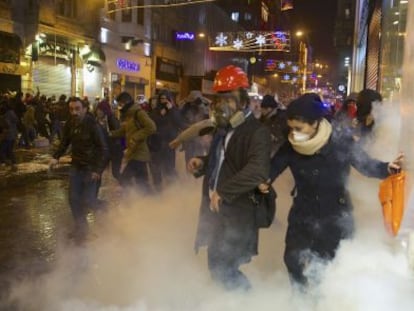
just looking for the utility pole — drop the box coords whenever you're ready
[299,41,308,94]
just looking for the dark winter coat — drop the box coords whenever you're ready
[270,126,389,230]
[53,114,109,174]
[150,104,185,143]
[261,108,288,157]
[194,114,271,261]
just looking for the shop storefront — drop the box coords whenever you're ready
[353,0,407,101]
[0,32,24,93]
[379,0,407,100]
[103,47,150,100]
[32,35,73,97]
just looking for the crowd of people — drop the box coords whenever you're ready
[0,64,404,296]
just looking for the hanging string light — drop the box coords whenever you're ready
[107,0,217,14]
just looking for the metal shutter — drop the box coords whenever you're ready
[365,2,382,90]
[32,57,72,97]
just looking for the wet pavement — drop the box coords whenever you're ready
[0,146,105,309]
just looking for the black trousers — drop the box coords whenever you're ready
[284,214,354,287]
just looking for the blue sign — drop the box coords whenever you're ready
[175,32,195,41]
[116,58,140,72]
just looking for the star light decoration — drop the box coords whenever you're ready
[215,32,228,47]
[233,38,244,50]
[210,31,290,52]
[255,35,266,46]
[265,59,301,73]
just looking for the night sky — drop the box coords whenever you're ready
[291,0,338,66]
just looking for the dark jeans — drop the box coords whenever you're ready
[68,167,98,236]
[0,139,16,164]
[207,239,251,291]
[109,143,123,181]
[149,144,177,191]
[120,159,151,193]
[206,205,253,291]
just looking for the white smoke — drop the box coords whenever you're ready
[4,133,414,310]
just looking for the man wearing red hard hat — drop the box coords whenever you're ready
[187,65,272,290]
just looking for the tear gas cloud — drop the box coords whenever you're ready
[4,103,414,311]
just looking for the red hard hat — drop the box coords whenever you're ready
[213,65,249,92]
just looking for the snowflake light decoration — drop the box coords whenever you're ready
[233,38,243,50]
[292,65,299,72]
[215,33,228,46]
[283,74,290,81]
[245,32,254,39]
[278,62,286,70]
[255,34,266,46]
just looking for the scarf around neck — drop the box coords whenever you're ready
[288,118,332,155]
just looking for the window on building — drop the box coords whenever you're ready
[244,12,252,21]
[136,0,144,25]
[199,10,206,25]
[231,12,239,22]
[57,0,76,18]
[108,1,116,20]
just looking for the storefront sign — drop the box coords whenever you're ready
[175,32,195,41]
[156,57,181,83]
[116,58,140,72]
[0,62,29,75]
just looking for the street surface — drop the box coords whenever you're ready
[0,147,413,311]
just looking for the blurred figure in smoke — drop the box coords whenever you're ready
[148,90,184,191]
[260,94,289,157]
[180,90,211,163]
[334,93,357,122]
[248,94,262,119]
[267,93,403,290]
[95,99,123,182]
[188,65,271,291]
[354,89,383,144]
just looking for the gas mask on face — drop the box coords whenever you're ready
[292,131,311,142]
[212,93,246,129]
[212,106,246,129]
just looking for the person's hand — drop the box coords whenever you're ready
[187,157,203,174]
[160,108,167,116]
[388,152,404,174]
[210,191,221,213]
[365,114,374,126]
[49,158,58,170]
[258,182,270,194]
[91,172,101,181]
[169,138,181,149]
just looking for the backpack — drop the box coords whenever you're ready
[134,110,161,152]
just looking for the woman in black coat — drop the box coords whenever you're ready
[268,93,403,289]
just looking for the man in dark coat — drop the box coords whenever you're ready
[149,90,185,191]
[268,93,403,290]
[187,65,271,291]
[50,97,109,241]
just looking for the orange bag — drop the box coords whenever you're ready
[378,171,406,236]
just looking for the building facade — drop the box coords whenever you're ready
[351,0,407,101]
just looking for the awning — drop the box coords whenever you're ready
[83,45,106,66]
